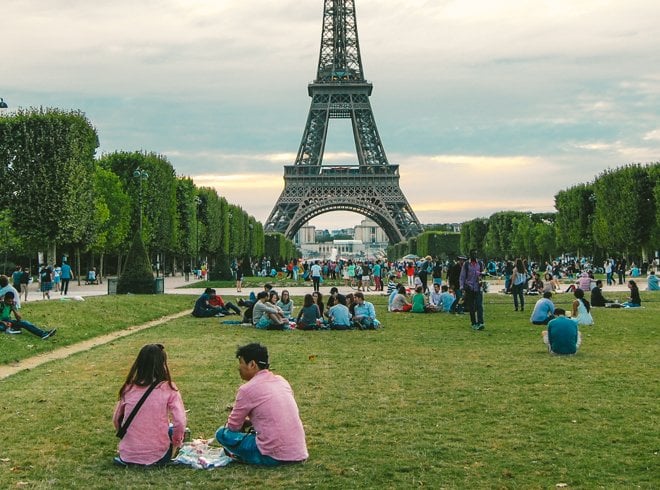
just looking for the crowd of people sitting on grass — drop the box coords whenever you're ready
[191,285,380,330]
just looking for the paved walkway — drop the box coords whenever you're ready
[21,274,635,303]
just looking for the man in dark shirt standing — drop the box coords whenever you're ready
[459,250,485,330]
[447,256,465,314]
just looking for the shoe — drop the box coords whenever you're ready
[477,324,485,330]
[6,328,22,334]
[41,329,57,340]
[113,456,129,467]
[215,313,225,317]
[471,324,480,330]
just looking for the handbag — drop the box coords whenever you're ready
[116,382,159,439]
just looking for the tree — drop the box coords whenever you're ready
[460,219,489,256]
[554,184,595,257]
[100,151,179,268]
[86,166,131,279]
[592,164,657,260]
[483,212,526,258]
[175,177,197,271]
[0,108,99,262]
[117,232,155,294]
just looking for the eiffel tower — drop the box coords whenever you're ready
[265,0,422,243]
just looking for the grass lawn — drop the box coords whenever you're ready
[0,291,657,488]
[0,295,196,365]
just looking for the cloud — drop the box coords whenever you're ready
[4,0,660,231]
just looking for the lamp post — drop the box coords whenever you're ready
[248,223,254,276]
[133,168,149,232]
[195,196,202,269]
[0,98,7,109]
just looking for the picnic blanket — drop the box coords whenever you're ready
[172,440,232,469]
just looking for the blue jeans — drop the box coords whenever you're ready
[512,283,525,310]
[215,427,280,466]
[451,288,464,314]
[6,320,48,338]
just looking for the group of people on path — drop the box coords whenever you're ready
[113,342,307,467]
[8,262,76,301]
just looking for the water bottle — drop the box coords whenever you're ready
[184,427,191,443]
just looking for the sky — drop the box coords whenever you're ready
[3,0,659,231]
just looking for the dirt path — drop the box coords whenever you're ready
[0,310,191,381]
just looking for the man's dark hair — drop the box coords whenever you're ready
[257,291,269,300]
[4,291,15,299]
[554,308,566,316]
[236,343,270,369]
[264,284,273,291]
[543,291,553,299]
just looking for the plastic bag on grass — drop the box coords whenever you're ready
[172,439,232,469]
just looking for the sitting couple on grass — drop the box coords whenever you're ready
[389,285,435,313]
[113,343,308,467]
[192,288,240,318]
[530,290,593,326]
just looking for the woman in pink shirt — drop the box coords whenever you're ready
[113,344,187,466]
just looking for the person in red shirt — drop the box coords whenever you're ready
[207,289,241,315]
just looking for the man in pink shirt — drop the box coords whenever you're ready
[214,343,308,466]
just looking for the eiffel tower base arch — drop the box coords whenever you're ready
[266,165,421,244]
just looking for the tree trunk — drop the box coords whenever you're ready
[99,252,105,284]
[76,247,82,285]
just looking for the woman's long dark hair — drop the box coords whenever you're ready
[573,288,591,312]
[119,344,175,398]
[515,258,525,273]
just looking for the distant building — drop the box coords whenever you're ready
[294,219,388,259]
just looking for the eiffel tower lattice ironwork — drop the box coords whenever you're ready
[264,0,422,243]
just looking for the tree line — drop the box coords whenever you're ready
[461,163,658,262]
[0,108,298,279]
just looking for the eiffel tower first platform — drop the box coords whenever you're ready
[264,0,422,244]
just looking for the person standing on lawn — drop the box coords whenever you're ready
[213,343,308,466]
[447,256,466,314]
[0,291,56,338]
[459,250,485,330]
[310,260,322,292]
[60,260,74,296]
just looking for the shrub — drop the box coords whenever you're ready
[117,232,154,294]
